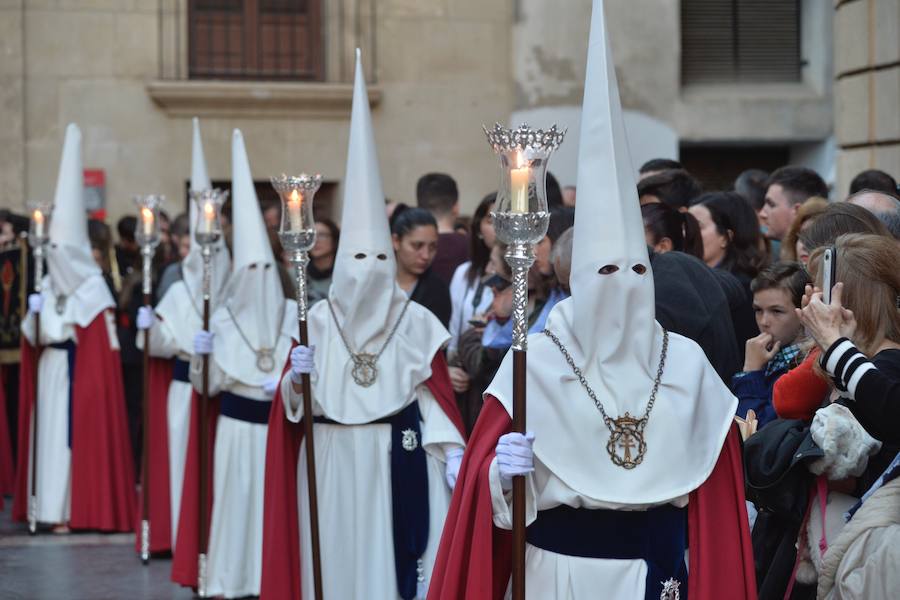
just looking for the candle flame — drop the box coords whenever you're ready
[141,207,154,222]
[33,209,44,224]
[290,189,302,205]
[204,202,215,216]
[515,150,526,169]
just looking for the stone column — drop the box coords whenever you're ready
[834,0,900,196]
[0,2,25,209]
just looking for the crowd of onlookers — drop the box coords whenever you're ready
[2,160,899,598]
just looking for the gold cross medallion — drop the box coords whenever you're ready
[606,413,647,470]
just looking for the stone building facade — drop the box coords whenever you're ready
[0,0,895,225]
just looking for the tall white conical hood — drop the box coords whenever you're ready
[149,118,228,357]
[554,0,657,385]
[180,118,230,311]
[190,117,212,195]
[304,51,450,423]
[328,49,407,349]
[188,116,212,250]
[486,0,736,505]
[46,123,101,295]
[219,129,283,354]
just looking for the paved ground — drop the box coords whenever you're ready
[0,499,195,600]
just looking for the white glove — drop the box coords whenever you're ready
[290,345,316,383]
[263,379,279,398]
[496,431,535,492]
[445,447,464,490]
[28,293,43,314]
[193,331,214,355]
[136,306,155,330]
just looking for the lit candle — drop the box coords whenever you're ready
[509,151,530,213]
[203,201,215,233]
[33,209,45,239]
[141,207,154,238]
[288,189,303,231]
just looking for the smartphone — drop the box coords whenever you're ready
[823,247,837,304]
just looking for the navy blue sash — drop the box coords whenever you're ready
[219,392,271,424]
[49,340,76,448]
[526,504,689,600]
[310,401,428,600]
[172,358,190,383]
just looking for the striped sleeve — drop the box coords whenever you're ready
[820,338,877,399]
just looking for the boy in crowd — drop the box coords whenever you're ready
[732,262,809,428]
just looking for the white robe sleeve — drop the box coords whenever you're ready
[136,316,182,358]
[281,372,303,422]
[418,383,465,462]
[488,456,538,530]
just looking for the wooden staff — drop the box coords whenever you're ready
[294,254,323,600]
[511,349,526,599]
[504,239,537,600]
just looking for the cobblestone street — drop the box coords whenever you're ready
[0,501,195,600]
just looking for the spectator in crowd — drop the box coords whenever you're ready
[636,168,703,210]
[261,195,280,230]
[546,172,564,210]
[307,218,340,305]
[116,215,140,277]
[562,185,576,207]
[781,197,829,264]
[87,219,117,299]
[802,252,900,598]
[731,262,809,428]
[0,209,28,247]
[448,193,496,354]
[416,172,469,284]
[847,189,900,239]
[800,234,900,447]
[689,191,766,282]
[734,168,770,214]
[689,191,765,357]
[641,201,704,259]
[551,226,574,294]
[639,201,742,381]
[391,206,451,327]
[848,168,898,197]
[156,212,191,299]
[798,201,890,256]
[760,166,829,242]
[533,207,575,290]
[638,157,683,180]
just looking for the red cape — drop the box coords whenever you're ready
[170,388,219,588]
[0,366,14,507]
[427,396,757,600]
[134,357,174,554]
[13,312,136,531]
[260,351,466,600]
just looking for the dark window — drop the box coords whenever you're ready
[681,0,802,85]
[679,145,790,191]
[189,0,323,81]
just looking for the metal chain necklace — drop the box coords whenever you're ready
[542,328,669,470]
[327,297,413,387]
[225,306,284,373]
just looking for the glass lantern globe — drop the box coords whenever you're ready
[270,173,322,254]
[191,188,228,247]
[483,123,565,246]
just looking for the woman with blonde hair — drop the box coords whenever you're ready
[797,232,900,600]
[780,196,829,264]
